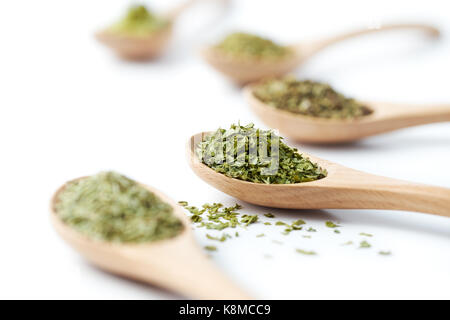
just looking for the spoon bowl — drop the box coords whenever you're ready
[200,47,302,85]
[244,85,450,143]
[188,133,450,217]
[202,23,440,85]
[50,177,249,299]
[96,26,173,61]
[96,0,208,61]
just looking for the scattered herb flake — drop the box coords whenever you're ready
[206,233,230,242]
[325,221,340,228]
[190,215,202,223]
[359,240,371,249]
[296,249,317,255]
[359,233,373,237]
[241,214,258,226]
[292,219,306,226]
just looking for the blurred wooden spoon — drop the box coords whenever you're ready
[244,84,450,144]
[50,177,250,299]
[201,23,440,84]
[97,0,213,60]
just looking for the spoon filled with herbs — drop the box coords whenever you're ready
[97,1,211,60]
[201,24,440,84]
[244,77,450,144]
[187,123,450,217]
[50,171,249,299]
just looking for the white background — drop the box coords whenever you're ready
[0,0,449,299]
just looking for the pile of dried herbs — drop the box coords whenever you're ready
[55,171,183,243]
[215,32,292,60]
[196,123,327,184]
[108,5,169,36]
[252,77,373,119]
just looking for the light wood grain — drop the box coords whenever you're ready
[188,133,450,217]
[244,85,450,143]
[96,26,173,61]
[201,23,440,85]
[50,179,250,299]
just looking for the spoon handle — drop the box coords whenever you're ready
[297,23,440,59]
[165,0,196,20]
[166,0,219,21]
[327,169,450,217]
[371,102,450,128]
[127,238,251,299]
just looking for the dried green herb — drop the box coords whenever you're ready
[296,249,317,255]
[108,5,169,36]
[215,32,291,60]
[359,232,373,237]
[206,233,230,242]
[264,213,275,218]
[292,219,306,226]
[197,123,327,184]
[325,221,340,228]
[55,171,183,243]
[360,240,371,249]
[379,251,391,256]
[183,202,244,231]
[181,201,393,258]
[253,77,373,119]
[241,214,258,226]
[204,245,217,251]
[191,214,203,223]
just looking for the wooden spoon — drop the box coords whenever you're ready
[244,85,450,144]
[96,0,204,60]
[201,23,440,84]
[50,178,250,299]
[187,133,450,218]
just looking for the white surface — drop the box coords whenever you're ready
[0,0,449,299]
